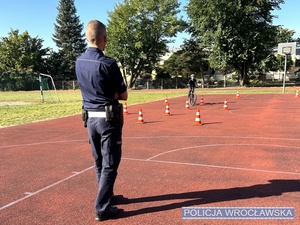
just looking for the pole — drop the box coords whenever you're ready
[39,75,44,103]
[40,73,60,102]
[282,54,287,93]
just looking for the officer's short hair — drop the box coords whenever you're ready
[86,20,106,44]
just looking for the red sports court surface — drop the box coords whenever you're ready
[1,91,299,225]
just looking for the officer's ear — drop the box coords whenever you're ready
[101,35,107,50]
[104,35,107,45]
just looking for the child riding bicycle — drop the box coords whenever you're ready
[188,74,197,96]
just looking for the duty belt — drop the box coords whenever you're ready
[88,111,106,118]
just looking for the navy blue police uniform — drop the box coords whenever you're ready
[75,47,127,215]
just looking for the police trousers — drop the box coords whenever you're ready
[87,117,122,213]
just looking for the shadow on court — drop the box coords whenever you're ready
[114,179,300,218]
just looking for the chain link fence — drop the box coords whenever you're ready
[1,74,299,91]
[53,80,80,90]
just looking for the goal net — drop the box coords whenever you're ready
[38,73,60,103]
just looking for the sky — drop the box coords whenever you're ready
[0,0,299,50]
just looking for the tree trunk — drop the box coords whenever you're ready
[129,75,135,89]
[239,74,244,86]
[121,66,128,87]
[239,62,247,86]
[128,71,140,89]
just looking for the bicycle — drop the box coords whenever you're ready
[188,88,197,106]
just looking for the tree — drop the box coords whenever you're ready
[181,38,209,78]
[52,0,86,80]
[187,0,284,86]
[275,54,293,71]
[276,27,295,43]
[162,40,210,89]
[105,0,186,88]
[44,50,64,80]
[155,68,171,78]
[163,50,188,77]
[0,29,48,73]
[0,29,49,90]
[274,27,300,43]
[163,37,209,83]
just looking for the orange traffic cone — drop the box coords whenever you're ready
[137,108,145,124]
[223,99,229,110]
[295,90,299,97]
[164,96,169,105]
[194,108,202,125]
[200,95,205,105]
[185,100,190,110]
[236,91,240,98]
[165,103,171,116]
[123,102,129,115]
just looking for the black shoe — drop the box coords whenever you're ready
[95,205,119,221]
[109,192,114,202]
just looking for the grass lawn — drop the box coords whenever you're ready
[0,87,298,128]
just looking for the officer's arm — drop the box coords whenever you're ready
[117,91,128,101]
[110,61,128,101]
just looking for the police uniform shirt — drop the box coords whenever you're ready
[76,47,127,111]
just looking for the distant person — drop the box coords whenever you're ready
[75,20,128,221]
[188,74,197,95]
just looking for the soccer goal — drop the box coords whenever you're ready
[38,73,60,103]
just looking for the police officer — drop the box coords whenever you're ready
[75,20,128,221]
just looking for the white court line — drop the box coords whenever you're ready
[124,135,300,142]
[123,157,300,176]
[1,135,299,149]
[0,139,87,149]
[0,166,93,211]
[2,150,299,211]
[1,138,299,211]
[146,143,300,160]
